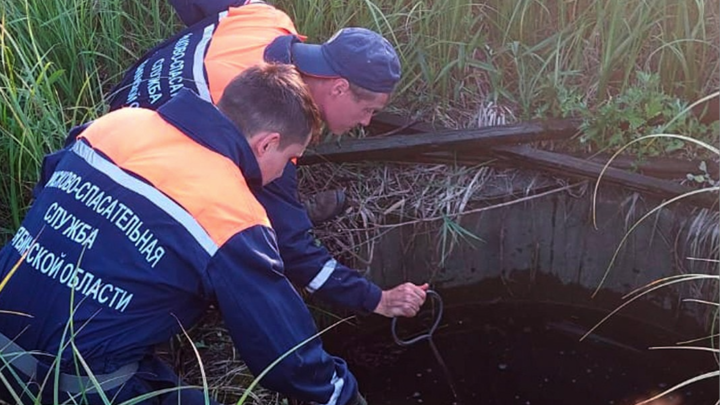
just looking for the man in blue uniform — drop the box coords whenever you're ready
[106,0,429,319]
[0,64,365,405]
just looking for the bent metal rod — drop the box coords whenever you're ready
[391,290,462,404]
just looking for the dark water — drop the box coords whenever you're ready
[327,302,718,405]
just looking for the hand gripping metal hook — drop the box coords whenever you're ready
[390,290,443,346]
[390,290,462,403]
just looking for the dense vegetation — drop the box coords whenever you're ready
[2,0,718,239]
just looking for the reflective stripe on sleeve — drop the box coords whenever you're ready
[322,371,345,405]
[192,11,228,102]
[305,259,337,293]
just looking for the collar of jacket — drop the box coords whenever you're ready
[263,34,301,64]
[156,89,263,191]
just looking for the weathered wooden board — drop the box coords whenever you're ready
[299,119,580,165]
[300,113,718,209]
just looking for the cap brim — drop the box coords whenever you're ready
[292,43,340,78]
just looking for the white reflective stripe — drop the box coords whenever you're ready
[193,25,216,102]
[321,372,344,405]
[306,259,337,293]
[192,11,228,102]
[71,141,218,256]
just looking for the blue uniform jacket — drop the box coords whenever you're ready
[104,0,383,315]
[0,90,357,405]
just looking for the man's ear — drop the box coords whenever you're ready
[249,131,282,158]
[330,78,351,97]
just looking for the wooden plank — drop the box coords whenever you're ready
[299,119,581,165]
[367,113,718,209]
[491,145,717,209]
[582,154,717,179]
[406,150,716,180]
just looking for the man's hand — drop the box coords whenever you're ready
[373,282,429,317]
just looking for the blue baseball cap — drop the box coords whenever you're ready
[291,28,401,94]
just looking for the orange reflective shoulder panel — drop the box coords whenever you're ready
[79,109,270,247]
[205,4,301,103]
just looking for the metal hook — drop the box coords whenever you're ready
[389,289,461,403]
[390,289,443,346]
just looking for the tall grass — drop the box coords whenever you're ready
[0,0,178,240]
[2,0,717,240]
[281,0,719,115]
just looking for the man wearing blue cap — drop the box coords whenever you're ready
[284,26,399,133]
[107,0,428,323]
